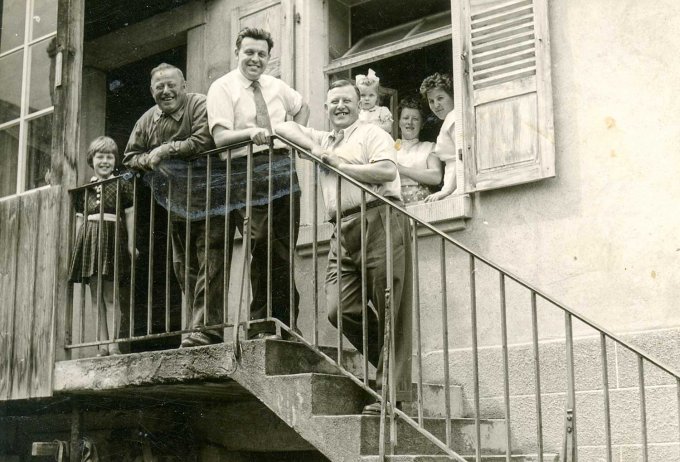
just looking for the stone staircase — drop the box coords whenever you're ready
[53,339,559,461]
[221,339,558,462]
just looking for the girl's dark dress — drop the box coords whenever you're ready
[68,177,134,283]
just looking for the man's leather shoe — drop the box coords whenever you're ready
[252,332,282,340]
[180,332,222,348]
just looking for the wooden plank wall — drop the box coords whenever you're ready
[0,187,61,401]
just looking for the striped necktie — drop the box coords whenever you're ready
[251,80,272,132]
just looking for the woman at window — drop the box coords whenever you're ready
[395,96,443,204]
[419,73,456,202]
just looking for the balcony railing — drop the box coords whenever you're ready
[66,136,680,461]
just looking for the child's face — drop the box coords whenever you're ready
[427,88,454,120]
[92,151,116,178]
[359,89,378,110]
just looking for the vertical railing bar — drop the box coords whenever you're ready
[165,181,172,333]
[386,206,397,455]
[289,147,296,332]
[112,179,121,348]
[95,181,105,344]
[360,191,369,386]
[79,188,88,344]
[440,238,453,447]
[412,219,424,425]
[564,311,577,462]
[204,156,212,329]
[146,176,156,336]
[245,146,253,332]
[129,177,137,338]
[499,274,512,462]
[600,333,613,462]
[531,291,544,462]
[223,151,232,326]
[638,356,648,462]
[312,163,319,347]
[184,165,193,334]
[469,255,481,462]
[676,377,680,461]
[335,178,343,365]
[65,192,76,348]
[267,144,273,320]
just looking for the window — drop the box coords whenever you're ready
[0,0,58,198]
[321,0,555,227]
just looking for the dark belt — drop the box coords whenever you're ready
[329,197,399,223]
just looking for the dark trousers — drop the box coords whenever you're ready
[325,204,413,402]
[227,151,300,338]
[171,216,226,338]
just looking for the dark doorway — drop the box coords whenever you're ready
[106,46,187,352]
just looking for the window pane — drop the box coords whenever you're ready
[31,0,57,39]
[25,112,52,189]
[29,37,55,113]
[0,50,23,124]
[0,124,19,197]
[0,0,26,53]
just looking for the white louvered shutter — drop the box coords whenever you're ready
[456,0,555,193]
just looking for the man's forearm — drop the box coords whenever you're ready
[339,160,396,184]
[213,126,257,148]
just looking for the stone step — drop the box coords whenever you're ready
[261,340,465,418]
[360,454,559,461]
[311,414,508,456]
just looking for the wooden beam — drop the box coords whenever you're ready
[52,0,85,366]
[84,1,206,71]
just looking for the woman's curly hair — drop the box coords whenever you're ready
[419,72,453,97]
[398,95,424,114]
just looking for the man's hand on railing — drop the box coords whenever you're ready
[249,127,271,146]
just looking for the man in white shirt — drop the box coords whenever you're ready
[207,27,309,340]
[275,80,412,414]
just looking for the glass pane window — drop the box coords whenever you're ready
[31,0,56,39]
[25,112,52,189]
[0,0,57,196]
[0,124,20,198]
[0,0,26,53]
[29,36,55,112]
[0,50,23,124]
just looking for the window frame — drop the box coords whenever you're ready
[0,0,57,197]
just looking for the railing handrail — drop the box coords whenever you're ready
[67,135,680,379]
[272,135,680,380]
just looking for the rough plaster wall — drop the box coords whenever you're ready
[413,0,680,350]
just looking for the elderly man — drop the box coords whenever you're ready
[207,27,309,340]
[124,63,225,347]
[275,80,412,413]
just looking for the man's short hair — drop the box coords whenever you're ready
[328,79,360,99]
[150,63,185,81]
[419,72,453,98]
[235,27,274,52]
[86,136,119,168]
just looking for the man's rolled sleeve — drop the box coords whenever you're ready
[282,82,303,117]
[207,83,235,134]
[123,121,152,171]
[365,127,397,166]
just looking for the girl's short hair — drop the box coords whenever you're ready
[86,136,119,168]
[398,96,424,117]
[419,73,454,98]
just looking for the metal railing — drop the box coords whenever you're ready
[66,136,680,461]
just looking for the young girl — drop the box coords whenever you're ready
[355,69,394,133]
[68,136,137,356]
[419,72,457,202]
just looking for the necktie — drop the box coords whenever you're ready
[251,80,272,133]
[329,129,344,148]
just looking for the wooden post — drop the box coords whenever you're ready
[69,405,82,462]
[51,0,85,363]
